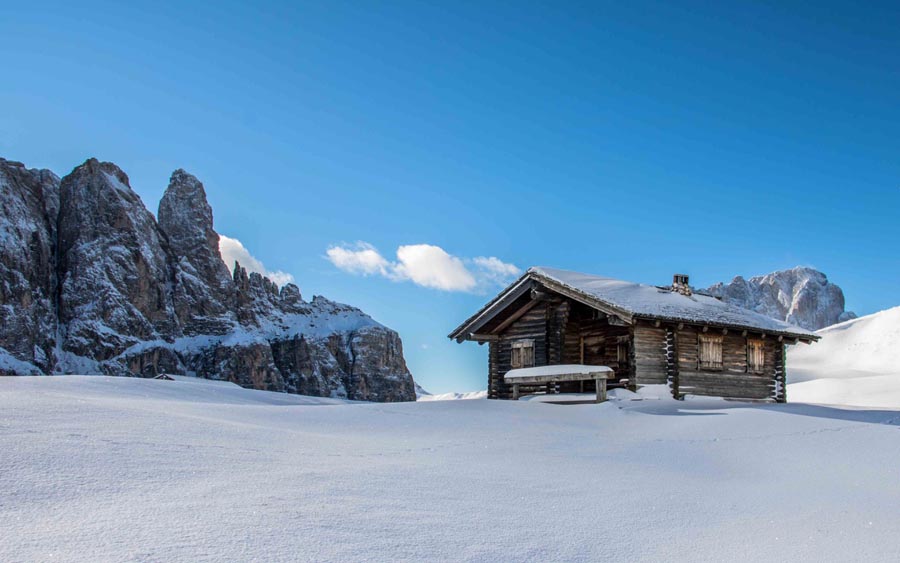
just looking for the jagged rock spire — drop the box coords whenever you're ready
[159,168,236,334]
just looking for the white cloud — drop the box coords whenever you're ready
[325,242,390,276]
[394,244,477,291]
[325,241,520,293]
[219,235,295,287]
[472,256,522,285]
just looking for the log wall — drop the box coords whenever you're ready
[485,298,789,402]
[673,325,780,401]
[487,341,500,399]
[773,342,787,403]
[560,310,632,391]
[488,302,550,400]
[576,319,631,377]
[548,302,571,365]
[665,327,679,398]
[633,324,667,385]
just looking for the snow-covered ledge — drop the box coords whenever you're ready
[504,364,614,402]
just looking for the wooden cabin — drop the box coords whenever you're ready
[449,267,819,403]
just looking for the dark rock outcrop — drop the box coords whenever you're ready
[0,159,59,373]
[0,157,416,401]
[704,267,856,331]
[158,169,236,335]
[57,159,176,364]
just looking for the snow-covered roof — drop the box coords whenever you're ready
[450,267,818,340]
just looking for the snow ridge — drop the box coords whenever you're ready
[788,306,900,408]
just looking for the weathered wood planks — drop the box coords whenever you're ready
[634,324,667,385]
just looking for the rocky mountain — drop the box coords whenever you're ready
[0,157,416,401]
[704,267,856,331]
[0,160,59,374]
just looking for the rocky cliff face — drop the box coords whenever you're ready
[0,157,416,402]
[0,159,59,374]
[158,169,236,335]
[704,267,856,331]
[57,159,177,364]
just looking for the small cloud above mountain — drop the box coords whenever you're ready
[326,241,519,293]
[324,241,391,277]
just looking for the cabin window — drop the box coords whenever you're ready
[510,340,534,369]
[698,334,723,370]
[747,339,765,374]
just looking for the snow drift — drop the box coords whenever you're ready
[788,307,900,407]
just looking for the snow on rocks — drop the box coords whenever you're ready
[704,266,856,330]
[0,157,417,402]
[57,158,177,358]
[0,347,43,375]
[0,159,60,372]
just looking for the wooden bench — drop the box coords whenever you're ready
[504,365,615,403]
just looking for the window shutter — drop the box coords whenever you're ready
[699,334,723,370]
[510,340,534,369]
[748,340,765,374]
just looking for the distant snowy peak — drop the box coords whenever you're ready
[704,266,855,330]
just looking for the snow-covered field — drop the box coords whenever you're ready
[417,389,488,401]
[788,307,900,407]
[3,376,900,562]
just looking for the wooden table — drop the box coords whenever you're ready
[504,365,615,403]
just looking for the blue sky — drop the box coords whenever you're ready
[2,1,898,393]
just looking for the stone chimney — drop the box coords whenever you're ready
[672,274,692,296]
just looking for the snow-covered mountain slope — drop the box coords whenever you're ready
[414,381,432,398]
[788,307,900,407]
[0,157,416,401]
[2,375,899,562]
[705,266,855,330]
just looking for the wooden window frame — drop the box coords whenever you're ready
[698,334,724,371]
[510,339,535,369]
[747,339,765,374]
